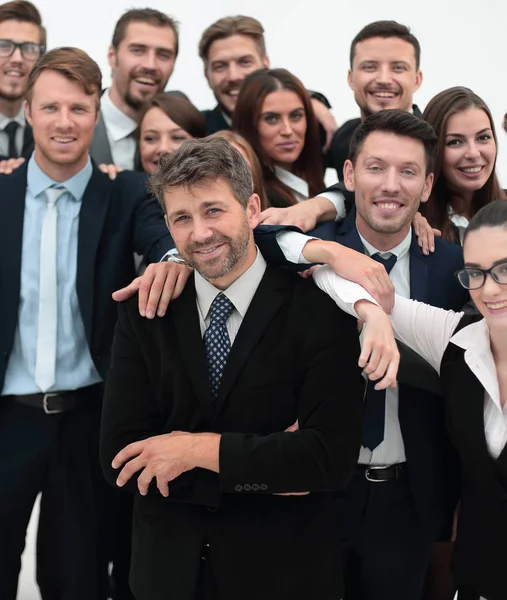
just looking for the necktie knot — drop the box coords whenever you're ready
[4,120,19,136]
[371,252,397,275]
[208,293,234,326]
[45,186,66,207]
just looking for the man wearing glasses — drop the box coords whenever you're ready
[0,0,45,161]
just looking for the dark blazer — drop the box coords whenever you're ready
[441,314,507,600]
[0,122,34,161]
[329,104,423,181]
[100,265,363,600]
[0,161,174,391]
[202,104,230,135]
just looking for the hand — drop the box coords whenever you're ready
[259,196,338,232]
[0,156,25,174]
[310,97,338,153]
[112,431,195,497]
[305,241,395,314]
[112,261,193,318]
[99,163,123,180]
[412,212,441,255]
[354,300,399,389]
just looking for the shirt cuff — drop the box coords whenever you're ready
[159,248,184,262]
[276,231,317,264]
[311,265,379,317]
[317,191,346,222]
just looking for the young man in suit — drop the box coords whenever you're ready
[0,47,174,600]
[0,0,45,161]
[89,8,178,169]
[269,110,467,599]
[198,15,338,151]
[100,136,364,600]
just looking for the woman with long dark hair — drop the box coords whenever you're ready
[233,68,324,207]
[421,87,505,244]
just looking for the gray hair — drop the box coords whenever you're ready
[149,137,254,211]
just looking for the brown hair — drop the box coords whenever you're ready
[149,137,254,212]
[349,109,437,173]
[421,87,505,242]
[138,93,207,139]
[112,8,179,57]
[199,15,265,66]
[233,68,324,206]
[210,130,268,210]
[0,0,46,46]
[350,20,420,70]
[25,47,102,109]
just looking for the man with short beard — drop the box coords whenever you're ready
[0,0,45,160]
[100,137,363,600]
[89,8,178,170]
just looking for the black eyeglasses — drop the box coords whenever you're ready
[455,262,507,290]
[0,39,45,61]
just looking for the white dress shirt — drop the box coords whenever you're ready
[312,267,507,462]
[100,89,137,170]
[194,249,267,341]
[278,228,412,465]
[448,206,469,245]
[0,106,26,157]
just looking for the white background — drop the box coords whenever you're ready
[18,0,506,596]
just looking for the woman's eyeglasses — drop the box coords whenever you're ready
[455,262,507,290]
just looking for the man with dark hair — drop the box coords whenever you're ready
[100,136,363,600]
[266,109,466,599]
[0,0,45,160]
[89,8,179,169]
[0,47,173,599]
[198,15,338,151]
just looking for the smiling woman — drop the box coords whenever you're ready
[420,87,506,244]
[233,68,324,207]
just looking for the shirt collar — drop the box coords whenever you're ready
[450,318,490,353]
[100,88,138,142]
[357,228,412,260]
[0,105,26,130]
[194,248,267,320]
[27,154,93,201]
[274,166,309,201]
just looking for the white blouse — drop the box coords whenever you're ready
[312,266,507,459]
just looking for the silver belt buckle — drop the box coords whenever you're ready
[365,465,390,483]
[43,393,62,415]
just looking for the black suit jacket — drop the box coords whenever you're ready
[0,162,174,391]
[441,314,507,600]
[329,104,423,181]
[100,266,362,600]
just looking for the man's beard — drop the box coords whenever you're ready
[181,222,251,281]
[0,86,25,103]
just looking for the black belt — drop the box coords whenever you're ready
[356,463,406,482]
[5,383,102,414]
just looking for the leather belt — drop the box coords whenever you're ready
[5,383,102,415]
[356,463,406,483]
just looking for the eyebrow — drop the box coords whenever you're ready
[211,54,254,66]
[168,200,227,219]
[364,156,421,168]
[260,106,305,116]
[142,127,185,134]
[465,257,507,268]
[446,128,492,138]
[128,43,173,53]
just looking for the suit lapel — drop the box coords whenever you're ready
[89,111,114,165]
[172,276,215,423]
[76,165,111,344]
[336,212,365,254]
[408,232,430,302]
[214,265,287,418]
[0,165,28,328]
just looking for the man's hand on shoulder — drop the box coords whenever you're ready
[0,157,25,174]
[112,261,193,318]
[310,97,338,153]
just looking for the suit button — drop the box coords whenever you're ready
[260,484,268,491]
[252,484,260,491]
[244,484,251,491]
[234,484,243,492]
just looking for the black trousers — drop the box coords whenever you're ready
[338,470,434,600]
[0,395,114,600]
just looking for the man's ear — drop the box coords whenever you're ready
[343,159,356,192]
[263,54,270,68]
[24,99,32,126]
[347,69,354,91]
[414,69,423,93]
[420,172,434,204]
[246,193,261,227]
[107,45,117,70]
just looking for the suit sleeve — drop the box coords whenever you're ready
[100,299,220,506]
[219,287,362,494]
